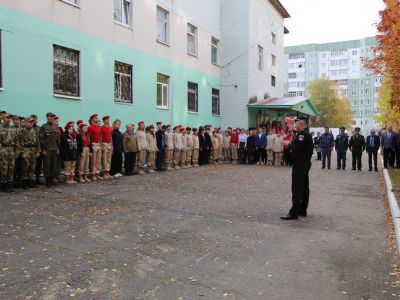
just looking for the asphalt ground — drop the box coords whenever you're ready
[0,153,398,299]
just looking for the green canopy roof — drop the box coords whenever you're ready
[247,96,319,117]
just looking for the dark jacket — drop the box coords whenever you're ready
[112,129,123,153]
[292,130,314,162]
[246,135,256,151]
[254,133,267,148]
[60,133,81,161]
[349,134,366,152]
[320,132,334,150]
[156,130,166,150]
[204,132,212,150]
[335,134,349,152]
[199,134,207,151]
[366,135,380,152]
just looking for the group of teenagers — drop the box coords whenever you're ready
[0,111,297,193]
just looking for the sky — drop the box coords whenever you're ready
[280,0,384,46]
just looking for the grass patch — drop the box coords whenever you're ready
[388,168,400,199]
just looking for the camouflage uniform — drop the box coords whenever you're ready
[20,123,40,187]
[39,122,60,185]
[0,120,19,191]
[12,120,24,184]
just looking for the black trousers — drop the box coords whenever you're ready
[35,154,44,182]
[368,149,378,169]
[156,149,165,170]
[199,149,207,165]
[124,152,136,175]
[239,142,246,163]
[110,152,123,175]
[337,150,347,169]
[283,149,292,166]
[383,148,395,168]
[289,160,310,216]
[352,150,362,170]
[256,148,266,163]
[316,151,321,160]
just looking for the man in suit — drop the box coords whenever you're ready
[349,127,366,171]
[155,125,166,171]
[320,126,334,169]
[335,126,349,170]
[366,128,380,172]
[381,125,396,168]
[254,127,267,165]
[198,126,207,166]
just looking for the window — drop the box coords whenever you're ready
[53,45,80,97]
[271,54,276,67]
[257,45,264,70]
[114,0,131,27]
[321,53,326,59]
[352,49,358,56]
[365,89,369,95]
[271,75,276,87]
[351,90,357,96]
[288,53,305,60]
[157,7,169,44]
[188,82,198,112]
[61,0,79,6]
[365,79,369,85]
[114,61,132,104]
[156,73,169,108]
[288,73,296,79]
[321,62,326,68]
[212,88,220,116]
[352,80,357,86]
[271,32,276,45]
[211,37,219,65]
[187,23,198,56]
[331,50,346,56]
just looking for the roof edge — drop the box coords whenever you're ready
[269,0,291,18]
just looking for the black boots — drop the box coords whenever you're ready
[45,176,53,187]
[2,182,14,193]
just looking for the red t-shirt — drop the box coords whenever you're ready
[230,135,238,144]
[88,125,101,143]
[283,135,292,150]
[100,125,112,143]
[81,133,90,147]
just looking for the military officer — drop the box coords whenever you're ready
[20,117,40,188]
[281,117,313,220]
[39,112,60,187]
[335,126,349,170]
[31,114,43,185]
[0,113,19,192]
[349,127,366,171]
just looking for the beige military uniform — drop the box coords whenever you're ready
[165,131,174,170]
[223,135,231,162]
[272,134,284,166]
[266,133,275,165]
[136,130,148,172]
[173,132,183,169]
[217,133,223,162]
[212,136,220,163]
[180,133,188,167]
[192,134,199,166]
[186,133,194,167]
[146,132,158,171]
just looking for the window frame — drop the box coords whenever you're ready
[211,37,219,65]
[271,32,276,45]
[187,81,199,113]
[271,75,276,87]
[53,44,81,99]
[187,23,198,57]
[156,73,170,109]
[114,61,133,105]
[59,0,80,8]
[212,88,220,116]
[156,6,169,45]
[257,45,264,71]
[114,0,132,29]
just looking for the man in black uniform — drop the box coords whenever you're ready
[349,127,366,171]
[281,117,314,220]
[155,125,166,171]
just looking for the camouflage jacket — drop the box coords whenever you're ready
[11,125,24,155]
[39,122,60,151]
[0,123,19,153]
[21,127,40,154]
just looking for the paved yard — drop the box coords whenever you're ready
[0,155,398,299]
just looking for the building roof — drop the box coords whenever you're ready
[247,96,319,117]
[269,0,291,18]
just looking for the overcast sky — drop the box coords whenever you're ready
[281,0,384,46]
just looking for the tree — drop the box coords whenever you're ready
[307,78,354,128]
[364,0,400,110]
[375,77,400,129]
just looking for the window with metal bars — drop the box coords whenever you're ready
[188,82,198,112]
[114,61,132,104]
[53,45,80,97]
[212,88,220,116]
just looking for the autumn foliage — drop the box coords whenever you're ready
[364,0,400,127]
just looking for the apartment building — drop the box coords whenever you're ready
[284,37,382,134]
[0,0,288,128]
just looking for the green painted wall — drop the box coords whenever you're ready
[0,7,221,128]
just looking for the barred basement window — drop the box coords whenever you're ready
[188,82,198,112]
[114,61,132,104]
[53,45,80,97]
[212,88,220,116]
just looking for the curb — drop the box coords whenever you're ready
[381,156,400,254]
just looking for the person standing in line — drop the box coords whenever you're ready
[39,112,60,187]
[179,127,188,168]
[230,129,239,164]
[60,122,81,185]
[281,117,313,220]
[255,127,267,165]
[185,127,194,168]
[335,127,349,170]
[11,115,24,187]
[273,130,284,166]
[320,126,334,169]
[164,125,174,171]
[77,123,91,183]
[31,114,43,185]
[314,132,322,160]
[110,119,123,177]
[173,125,182,169]
[349,127,366,171]
[223,130,231,163]
[88,114,102,181]
[136,121,148,174]
[192,128,200,167]
[156,121,162,132]
[238,129,248,164]
[217,128,224,163]
[381,125,396,169]
[395,128,400,169]
[198,126,207,166]
[122,123,138,176]
[283,131,293,167]
[366,128,380,172]
[100,115,113,179]
[146,124,158,173]
[211,131,220,164]
[246,129,256,164]
[156,124,166,171]
[204,126,213,164]
[266,129,275,166]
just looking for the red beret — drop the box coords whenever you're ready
[165,124,171,128]
[65,121,74,128]
[79,123,88,128]
[89,114,98,120]
[180,127,185,132]
[149,124,154,129]
[102,115,110,120]
[76,120,83,125]
[156,121,162,125]
[138,121,144,126]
